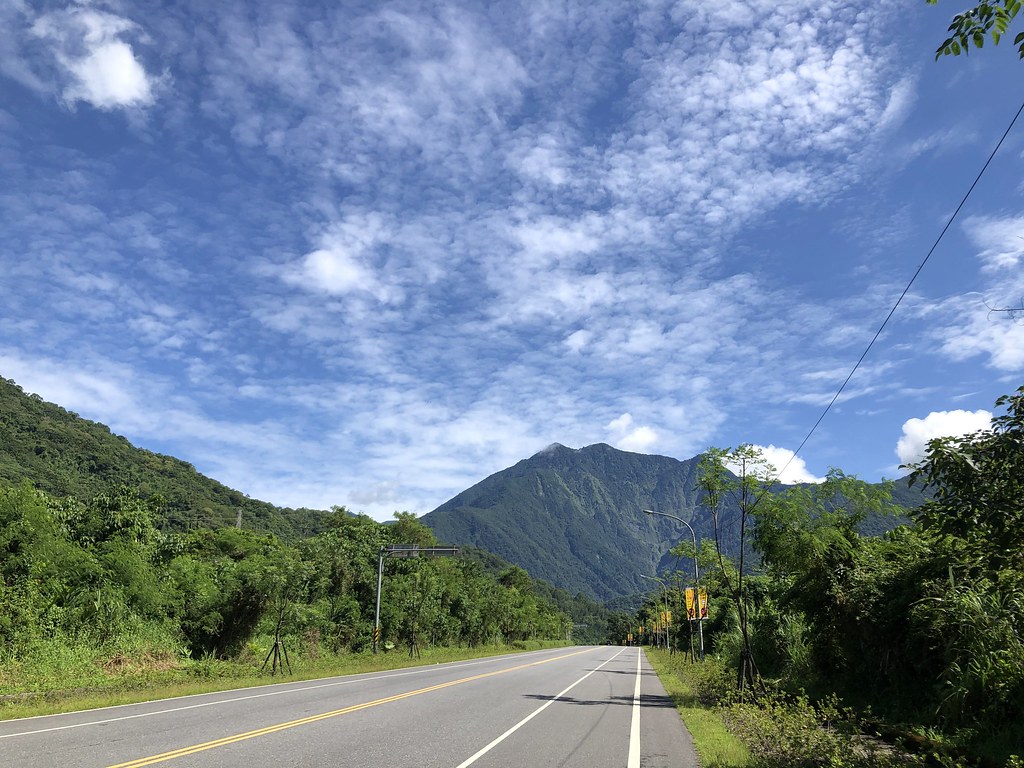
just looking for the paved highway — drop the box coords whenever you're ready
[0,646,697,768]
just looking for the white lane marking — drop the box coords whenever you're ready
[0,647,584,739]
[453,647,628,768]
[628,649,642,768]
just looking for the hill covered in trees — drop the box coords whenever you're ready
[0,481,573,690]
[0,377,329,539]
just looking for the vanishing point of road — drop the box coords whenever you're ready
[0,645,698,768]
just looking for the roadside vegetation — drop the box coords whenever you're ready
[628,386,1024,768]
[0,486,571,719]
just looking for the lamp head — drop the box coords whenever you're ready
[642,508,654,515]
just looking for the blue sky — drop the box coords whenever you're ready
[2,0,1022,521]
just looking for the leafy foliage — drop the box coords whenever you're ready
[1,481,571,685]
[907,386,1024,581]
[928,0,1024,59]
[631,387,1024,766]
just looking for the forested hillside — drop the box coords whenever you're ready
[0,374,582,705]
[0,377,329,539]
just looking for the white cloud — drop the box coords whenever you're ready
[283,213,399,302]
[32,8,156,109]
[896,409,993,466]
[564,329,592,353]
[620,426,659,453]
[928,215,1024,371]
[0,351,141,427]
[963,215,1024,273]
[877,76,915,131]
[723,444,825,485]
[66,37,152,108]
[605,413,659,452]
[940,310,1024,370]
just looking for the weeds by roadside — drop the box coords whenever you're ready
[646,649,932,768]
[0,636,568,720]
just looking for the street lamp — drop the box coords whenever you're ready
[642,509,705,660]
[641,574,670,650]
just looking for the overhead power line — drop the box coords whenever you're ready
[767,95,1024,495]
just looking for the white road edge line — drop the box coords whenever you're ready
[628,648,642,768]
[453,647,628,768]
[0,647,578,739]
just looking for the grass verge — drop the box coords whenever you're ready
[0,639,569,721]
[645,648,751,768]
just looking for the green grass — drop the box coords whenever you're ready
[0,639,569,721]
[644,648,751,768]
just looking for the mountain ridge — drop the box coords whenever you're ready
[423,442,711,600]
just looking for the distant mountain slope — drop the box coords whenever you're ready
[0,376,330,539]
[423,443,707,601]
[422,442,925,601]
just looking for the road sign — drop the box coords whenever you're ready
[374,544,460,652]
[384,545,460,559]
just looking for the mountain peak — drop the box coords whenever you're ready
[533,442,572,456]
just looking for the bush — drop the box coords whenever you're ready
[723,693,925,768]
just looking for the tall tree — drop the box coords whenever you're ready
[699,445,774,696]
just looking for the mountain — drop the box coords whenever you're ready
[423,443,709,601]
[422,442,924,601]
[0,376,330,539]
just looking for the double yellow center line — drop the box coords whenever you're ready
[109,647,597,767]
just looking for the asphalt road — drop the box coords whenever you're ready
[0,646,698,768]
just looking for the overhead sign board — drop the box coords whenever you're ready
[384,545,460,559]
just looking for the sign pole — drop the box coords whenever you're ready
[373,547,384,654]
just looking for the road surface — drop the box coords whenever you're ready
[0,645,698,768]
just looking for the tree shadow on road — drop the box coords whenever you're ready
[523,693,677,708]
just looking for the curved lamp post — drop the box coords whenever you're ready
[642,509,705,660]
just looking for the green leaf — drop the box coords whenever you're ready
[952,40,962,54]
[974,31,985,47]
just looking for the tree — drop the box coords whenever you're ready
[928,0,1024,59]
[906,384,1024,580]
[698,445,775,696]
[902,386,1024,736]
[752,471,902,692]
[167,527,295,658]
